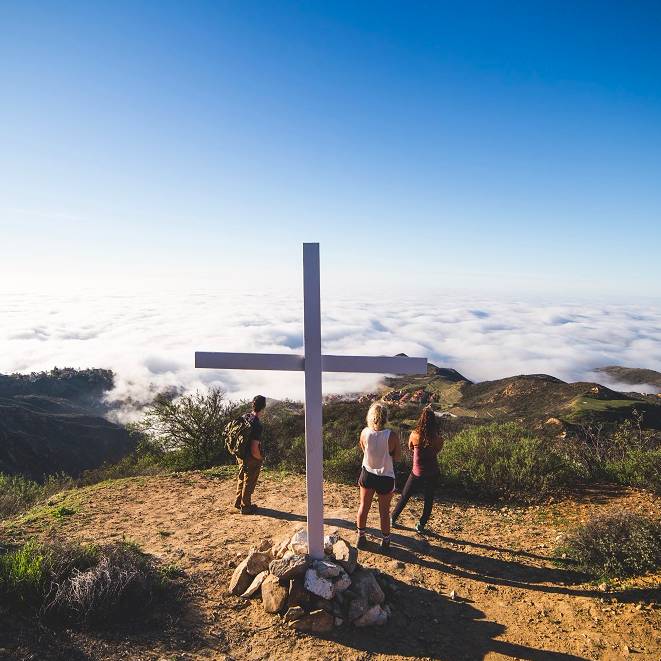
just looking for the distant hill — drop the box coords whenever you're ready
[0,368,135,480]
[382,362,661,430]
[595,366,661,390]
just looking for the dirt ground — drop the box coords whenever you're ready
[2,470,660,661]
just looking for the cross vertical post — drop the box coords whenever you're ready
[303,243,324,560]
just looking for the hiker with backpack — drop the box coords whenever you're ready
[227,395,267,515]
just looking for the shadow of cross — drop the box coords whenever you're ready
[195,242,427,559]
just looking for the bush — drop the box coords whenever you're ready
[0,473,73,520]
[0,540,181,621]
[439,422,578,498]
[0,474,42,519]
[571,413,661,492]
[324,446,362,484]
[559,512,661,579]
[137,388,244,469]
[603,449,661,492]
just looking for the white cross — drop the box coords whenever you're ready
[195,243,427,559]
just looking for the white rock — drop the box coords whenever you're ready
[304,567,335,600]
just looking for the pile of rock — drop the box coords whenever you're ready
[228,528,395,633]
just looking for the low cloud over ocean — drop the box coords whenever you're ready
[3,289,661,418]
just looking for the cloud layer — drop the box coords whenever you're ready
[3,289,661,420]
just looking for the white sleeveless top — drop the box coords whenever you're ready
[361,427,395,478]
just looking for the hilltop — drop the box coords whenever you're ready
[0,369,134,480]
[595,366,661,391]
[2,471,659,660]
[380,361,661,431]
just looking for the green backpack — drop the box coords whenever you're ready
[224,414,253,459]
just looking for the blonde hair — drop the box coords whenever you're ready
[366,401,388,431]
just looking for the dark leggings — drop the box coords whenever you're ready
[391,472,438,527]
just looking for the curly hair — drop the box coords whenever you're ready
[414,406,438,448]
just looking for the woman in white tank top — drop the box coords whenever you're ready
[356,401,401,550]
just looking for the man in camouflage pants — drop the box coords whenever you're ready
[234,395,266,514]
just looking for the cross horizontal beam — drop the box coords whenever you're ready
[195,351,426,375]
[195,352,304,371]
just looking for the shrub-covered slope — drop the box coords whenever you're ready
[0,369,134,480]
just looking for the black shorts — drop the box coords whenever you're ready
[358,467,395,495]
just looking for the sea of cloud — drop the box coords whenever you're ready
[2,289,661,420]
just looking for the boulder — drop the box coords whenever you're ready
[334,570,351,593]
[314,560,341,578]
[257,538,273,552]
[354,604,388,627]
[246,551,272,575]
[332,539,358,574]
[287,577,311,608]
[290,529,308,554]
[229,557,253,596]
[240,570,268,598]
[304,568,334,600]
[261,574,288,613]
[284,606,305,622]
[271,538,290,559]
[323,530,340,554]
[347,596,369,622]
[269,554,310,580]
[352,569,385,605]
[290,609,334,633]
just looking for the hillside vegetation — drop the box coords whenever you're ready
[0,368,134,480]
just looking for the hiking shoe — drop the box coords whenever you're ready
[415,522,426,534]
[356,534,368,550]
[240,504,258,515]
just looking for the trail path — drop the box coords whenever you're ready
[3,471,660,660]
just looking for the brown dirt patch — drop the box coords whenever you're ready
[2,471,660,660]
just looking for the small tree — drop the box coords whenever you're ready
[139,388,243,467]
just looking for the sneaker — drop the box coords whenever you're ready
[356,534,368,550]
[240,504,258,515]
[415,522,426,534]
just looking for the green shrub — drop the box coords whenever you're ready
[602,449,661,492]
[559,512,661,579]
[0,474,42,519]
[0,472,73,520]
[0,539,181,621]
[439,422,578,498]
[324,446,362,484]
[137,388,244,469]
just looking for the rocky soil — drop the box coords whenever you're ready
[1,471,660,660]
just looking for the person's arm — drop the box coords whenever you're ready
[359,428,366,452]
[250,438,263,461]
[249,417,263,460]
[389,431,401,462]
[409,430,418,451]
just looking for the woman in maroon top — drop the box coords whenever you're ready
[391,406,443,533]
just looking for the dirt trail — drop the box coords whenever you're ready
[3,471,660,660]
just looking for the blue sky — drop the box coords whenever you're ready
[1,1,660,296]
